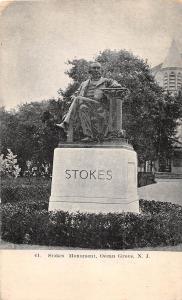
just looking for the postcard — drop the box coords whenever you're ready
[1,1,182,299]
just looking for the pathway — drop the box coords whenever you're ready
[138,179,182,206]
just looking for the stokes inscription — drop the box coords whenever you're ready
[65,169,112,180]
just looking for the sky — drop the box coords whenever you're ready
[0,0,182,109]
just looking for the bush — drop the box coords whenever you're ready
[138,172,155,187]
[0,149,21,178]
[1,199,182,249]
[1,178,182,249]
[139,198,182,214]
[1,177,50,205]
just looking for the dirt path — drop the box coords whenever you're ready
[1,238,181,251]
[138,179,182,206]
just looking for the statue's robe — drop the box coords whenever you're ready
[64,77,121,140]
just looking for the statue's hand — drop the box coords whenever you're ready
[94,89,103,100]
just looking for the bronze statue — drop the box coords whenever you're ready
[56,62,128,142]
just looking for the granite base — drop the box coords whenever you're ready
[49,144,139,214]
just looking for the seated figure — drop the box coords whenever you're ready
[56,62,121,142]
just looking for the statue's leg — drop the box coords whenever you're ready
[79,103,93,138]
[63,97,79,124]
[57,97,80,142]
[92,106,108,140]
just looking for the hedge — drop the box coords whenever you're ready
[1,200,182,249]
[138,172,155,187]
[139,198,182,215]
[1,178,182,249]
[1,177,50,204]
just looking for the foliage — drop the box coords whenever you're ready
[0,99,64,172]
[61,50,182,164]
[1,199,182,248]
[1,177,50,205]
[140,198,182,214]
[0,149,21,178]
[138,172,155,187]
[23,160,51,179]
[1,50,182,169]
[156,90,182,160]
[1,179,182,248]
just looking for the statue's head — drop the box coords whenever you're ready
[89,62,102,79]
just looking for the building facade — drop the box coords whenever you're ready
[152,40,182,174]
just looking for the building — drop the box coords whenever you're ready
[152,40,182,174]
[152,40,182,92]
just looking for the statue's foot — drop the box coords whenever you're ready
[80,136,94,143]
[56,122,68,132]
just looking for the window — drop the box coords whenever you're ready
[169,72,176,90]
[177,72,182,90]
[163,72,168,89]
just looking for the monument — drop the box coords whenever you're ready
[49,62,139,213]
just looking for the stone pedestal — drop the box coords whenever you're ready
[49,143,139,213]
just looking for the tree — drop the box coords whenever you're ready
[0,99,64,173]
[155,91,182,163]
[1,50,181,171]
[61,50,182,165]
